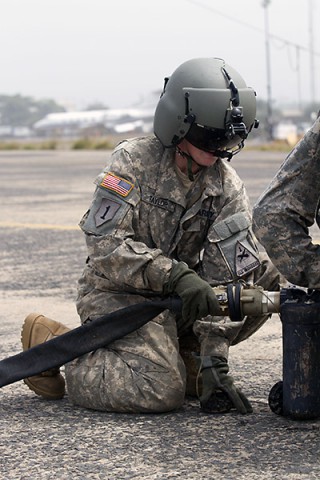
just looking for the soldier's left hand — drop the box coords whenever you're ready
[197,355,253,414]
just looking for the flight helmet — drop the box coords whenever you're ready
[153,57,259,158]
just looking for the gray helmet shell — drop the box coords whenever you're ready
[153,57,257,149]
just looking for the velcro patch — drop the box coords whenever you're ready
[235,241,260,276]
[100,173,134,197]
[95,198,121,226]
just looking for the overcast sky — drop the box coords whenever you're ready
[1,0,319,110]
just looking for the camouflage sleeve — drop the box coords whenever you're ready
[201,172,262,285]
[252,117,320,288]
[80,146,172,294]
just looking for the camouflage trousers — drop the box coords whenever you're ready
[65,290,187,413]
[66,255,281,413]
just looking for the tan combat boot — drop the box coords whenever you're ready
[21,313,70,400]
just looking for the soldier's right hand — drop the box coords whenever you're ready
[164,262,222,323]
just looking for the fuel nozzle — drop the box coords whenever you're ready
[212,283,280,321]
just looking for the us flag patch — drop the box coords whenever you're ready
[100,173,134,197]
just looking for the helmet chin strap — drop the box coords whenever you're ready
[176,146,196,181]
[176,144,239,180]
[176,145,234,181]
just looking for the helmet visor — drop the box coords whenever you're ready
[185,123,232,152]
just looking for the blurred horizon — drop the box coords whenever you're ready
[0,0,319,112]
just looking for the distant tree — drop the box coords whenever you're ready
[0,94,65,127]
[31,98,65,124]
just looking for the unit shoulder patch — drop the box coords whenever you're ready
[95,198,121,227]
[235,241,260,277]
[100,172,134,197]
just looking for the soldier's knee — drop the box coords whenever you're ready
[65,358,186,413]
[141,376,186,413]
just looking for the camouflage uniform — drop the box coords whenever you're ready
[65,135,279,412]
[253,117,320,288]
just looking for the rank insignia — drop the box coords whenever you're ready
[100,173,134,197]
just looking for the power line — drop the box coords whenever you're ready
[185,0,320,57]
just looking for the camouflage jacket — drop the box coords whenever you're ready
[253,117,320,288]
[79,135,258,297]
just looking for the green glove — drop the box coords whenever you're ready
[197,355,253,414]
[165,262,222,323]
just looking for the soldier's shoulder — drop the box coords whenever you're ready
[218,158,244,187]
[113,134,164,158]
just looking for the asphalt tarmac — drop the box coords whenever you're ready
[0,148,319,480]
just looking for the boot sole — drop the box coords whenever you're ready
[23,377,64,400]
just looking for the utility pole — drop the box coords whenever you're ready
[296,46,302,111]
[309,0,315,105]
[262,0,273,140]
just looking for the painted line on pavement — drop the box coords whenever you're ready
[0,221,79,231]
